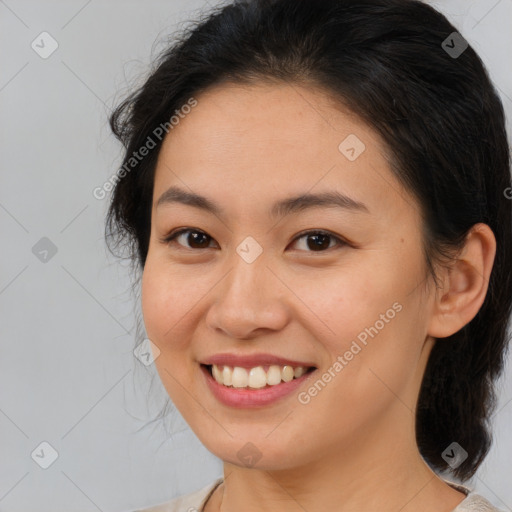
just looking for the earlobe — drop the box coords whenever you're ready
[427,223,496,339]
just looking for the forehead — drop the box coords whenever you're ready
[153,82,413,221]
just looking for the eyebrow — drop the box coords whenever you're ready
[156,185,370,218]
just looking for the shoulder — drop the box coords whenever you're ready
[445,481,504,512]
[135,477,223,512]
[453,493,504,512]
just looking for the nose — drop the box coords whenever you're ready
[205,251,290,340]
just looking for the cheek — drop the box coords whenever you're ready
[286,261,400,349]
[295,256,426,401]
[141,263,166,340]
[140,260,200,409]
[141,258,194,349]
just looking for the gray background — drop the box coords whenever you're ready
[0,1,511,511]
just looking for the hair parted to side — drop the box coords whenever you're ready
[105,0,512,481]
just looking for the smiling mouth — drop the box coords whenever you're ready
[202,363,316,390]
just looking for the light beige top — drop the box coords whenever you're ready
[135,477,504,512]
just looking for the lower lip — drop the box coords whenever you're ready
[200,364,316,408]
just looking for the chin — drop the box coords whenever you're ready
[198,431,316,471]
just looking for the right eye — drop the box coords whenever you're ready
[161,228,218,250]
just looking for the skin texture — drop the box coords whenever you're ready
[141,82,496,512]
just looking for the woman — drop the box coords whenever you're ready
[105,0,512,510]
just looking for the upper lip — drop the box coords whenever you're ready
[200,353,317,369]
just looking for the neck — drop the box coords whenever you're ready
[210,404,466,512]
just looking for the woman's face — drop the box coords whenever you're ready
[141,82,436,470]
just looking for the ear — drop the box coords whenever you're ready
[427,223,496,339]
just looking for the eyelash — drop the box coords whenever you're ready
[160,228,347,253]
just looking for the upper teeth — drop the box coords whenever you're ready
[211,364,309,389]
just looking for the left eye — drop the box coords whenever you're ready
[162,228,346,252]
[290,230,346,252]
